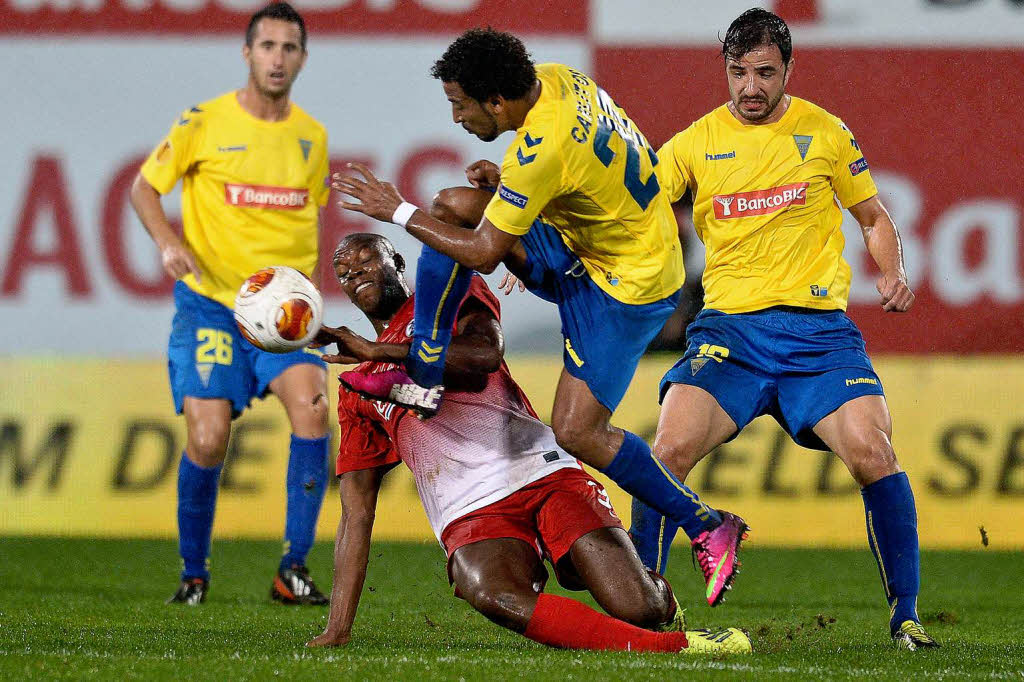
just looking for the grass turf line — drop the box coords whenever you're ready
[1,537,1022,680]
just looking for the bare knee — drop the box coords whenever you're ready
[186,417,230,467]
[551,415,585,455]
[285,391,330,438]
[652,430,705,482]
[459,582,537,633]
[841,428,901,487]
[430,187,487,228]
[551,414,606,461]
[611,577,673,629]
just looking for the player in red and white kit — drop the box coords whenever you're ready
[305,224,750,654]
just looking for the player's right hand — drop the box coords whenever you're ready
[498,271,526,295]
[160,240,201,281]
[465,160,500,190]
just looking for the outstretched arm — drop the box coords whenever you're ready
[316,299,503,391]
[848,195,915,312]
[332,163,519,274]
[306,466,389,647]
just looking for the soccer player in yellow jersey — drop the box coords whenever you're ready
[629,9,938,650]
[329,28,744,607]
[129,2,332,606]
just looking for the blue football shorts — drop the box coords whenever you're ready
[659,307,885,451]
[518,220,680,412]
[167,281,326,417]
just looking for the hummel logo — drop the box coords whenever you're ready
[714,196,735,217]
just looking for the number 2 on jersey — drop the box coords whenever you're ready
[591,111,661,210]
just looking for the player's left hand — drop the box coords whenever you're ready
[332,162,404,225]
[498,270,526,295]
[876,271,915,312]
[314,325,378,364]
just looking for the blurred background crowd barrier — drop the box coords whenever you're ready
[2,0,1022,548]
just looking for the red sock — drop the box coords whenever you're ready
[523,593,689,652]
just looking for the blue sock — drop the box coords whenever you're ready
[861,472,921,632]
[602,432,721,572]
[629,500,681,574]
[177,453,222,581]
[407,245,473,387]
[281,434,329,569]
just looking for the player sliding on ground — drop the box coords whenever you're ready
[627,9,938,650]
[305,232,750,655]
[331,28,748,610]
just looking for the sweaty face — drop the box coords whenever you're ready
[244,18,306,99]
[443,81,500,142]
[333,243,405,318]
[726,44,791,124]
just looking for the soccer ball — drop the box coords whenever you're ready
[234,266,324,353]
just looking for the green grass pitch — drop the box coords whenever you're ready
[2,537,1021,680]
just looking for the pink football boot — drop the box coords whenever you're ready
[339,369,443,418]
[691,511,750,606]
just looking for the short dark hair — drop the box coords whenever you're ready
[722,8,792,65]
[246,2,307,51]
[430,28,536,102]
[333,233,401,268]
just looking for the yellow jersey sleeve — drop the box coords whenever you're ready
[656,126,698,203]
[483,124,566,236]
[140,108,205,195]
[830,118,877,208]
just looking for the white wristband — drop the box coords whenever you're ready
[392,202,419,228]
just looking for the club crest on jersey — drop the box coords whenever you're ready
[155,140,172,164]
[298,138,312,162]
[690,357,709,376]
[374,400,397,420]
[196,363,214,388]
[712,182,809,219]
[498,184,529,209]
[793,135,813,161]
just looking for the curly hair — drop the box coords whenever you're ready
[721,8,792,65]
[430,28,536,102]
[246,2,307,50]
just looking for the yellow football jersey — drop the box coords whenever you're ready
[657,96,877,313]
[141,91,329,308]
[483,63,683,305]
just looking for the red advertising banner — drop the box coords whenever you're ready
[595,47,1024,353]
[0,1,585,35]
